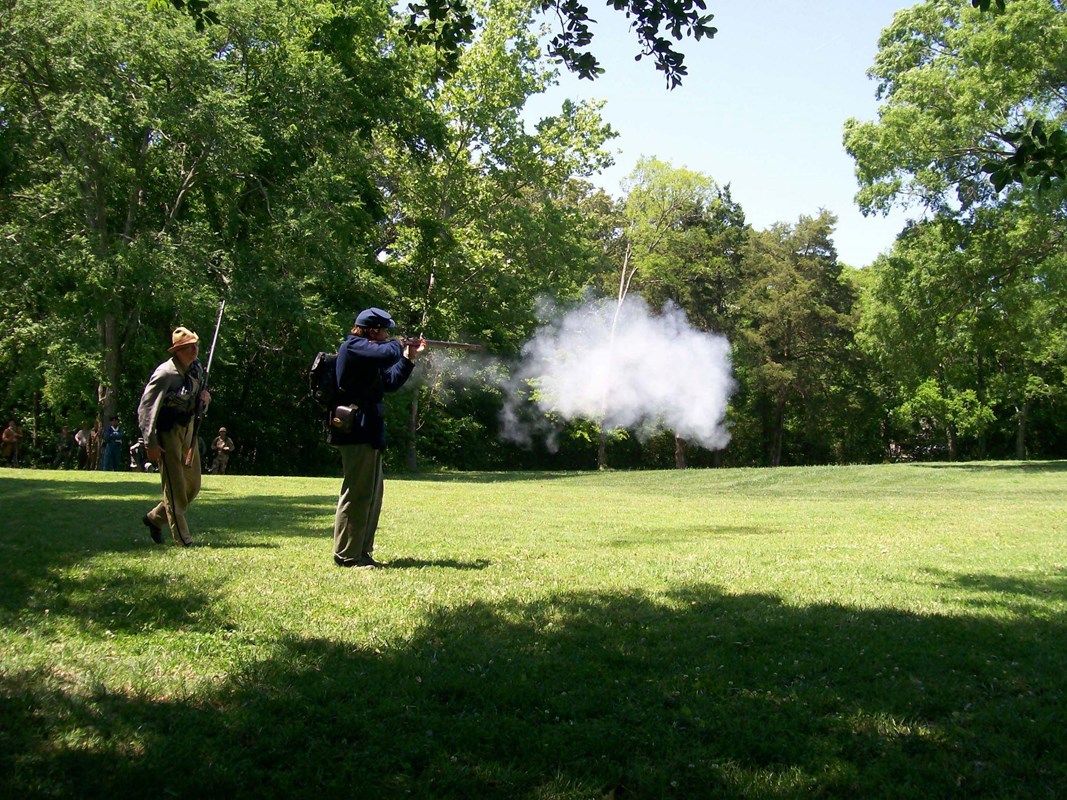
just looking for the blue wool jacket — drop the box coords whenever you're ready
[329,334,414,449]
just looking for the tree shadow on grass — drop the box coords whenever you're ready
[0,474,328,615]
[2,581,1064,800]
[22,565,232,636]
[921,567,1067,611]
[911,460,1067,473]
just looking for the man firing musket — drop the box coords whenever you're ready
[327,307,427,569]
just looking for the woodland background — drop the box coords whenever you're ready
[1,0,1064,475]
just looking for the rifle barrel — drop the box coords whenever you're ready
[422,339,484,351]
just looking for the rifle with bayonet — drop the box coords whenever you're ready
[184,299,226,466]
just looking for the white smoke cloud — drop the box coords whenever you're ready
[500,296,735,450]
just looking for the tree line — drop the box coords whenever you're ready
[1,0,1064,474]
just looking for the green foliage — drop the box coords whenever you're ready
[3,0,1065,471]
[575,157,749,467]
[156,0,219,30]
[402,0,478,78]
[613,157,745,321]
[734,212,861,466]
[894,378,995,449]
[542,0,718,87]
[377,0,616,343]
[846,1,1067,459]
[378,0,721,87]
[845,0,1067,213]
[983,119,1067,192]
[856,203,1067,460]
[0,0,449,472]
[164,0,719,86]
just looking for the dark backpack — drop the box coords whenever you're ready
[309,351,339,409]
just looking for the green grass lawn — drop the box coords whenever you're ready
[1,462,1065,798]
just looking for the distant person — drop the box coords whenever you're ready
[137,326,211,547]
[74,424,92,469]
[1,419,23,467]
[209,427,234,475]
[129,437,156,473]
[329,307,425,568]
[52,425,74,469]
[129,439,144,471]
[102,416,124,471]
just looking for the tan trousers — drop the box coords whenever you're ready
[146,422,201,545]
[210,452,229,474]
[333,443,383,564]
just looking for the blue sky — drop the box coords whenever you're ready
[525,0,918,267]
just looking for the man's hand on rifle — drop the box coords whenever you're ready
[146,445,162,463]
[403,336,428,361]
[199,389,211,409]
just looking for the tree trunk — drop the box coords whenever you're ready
[405,393,419,471]
[674,434,686,469]
[99,310,120,424]
[597,427,608,470]
[946,424,958,461]
[770,398,785,467]
[32,391,40,455]
[1015,401,1029,460]
[975,351,986,458]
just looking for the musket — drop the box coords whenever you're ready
[421,338,485,352]
[402,337,484,352]
[184,299,226,466]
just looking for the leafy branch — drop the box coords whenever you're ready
[158,0,716,87]
[151,0,219,30]
[543,0,718,88]
[983,120,1067,192]
[970,0,1065,191]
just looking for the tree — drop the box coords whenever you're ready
[893,379,995,460]
[0,0,259,429]
[0,0,442,472]
[856,205,1067,460]
[370,0,617,469]
[735,212,856,467]
[608,158,747,467]
[635,179,747,338]
[162,0,719,88]
[970,0,1067,189]
[844,0,1067,216]
[845,0,1067,463]
[588,157,741,467]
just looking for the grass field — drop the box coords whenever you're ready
[1,462,1065,799]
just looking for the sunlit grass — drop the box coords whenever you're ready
[1,462,1065,798]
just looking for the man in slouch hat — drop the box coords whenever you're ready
[137,326,211,546]
[210,426,234,474]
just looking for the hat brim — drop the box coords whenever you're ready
[167,338,199,353]
[355,307,395,329]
